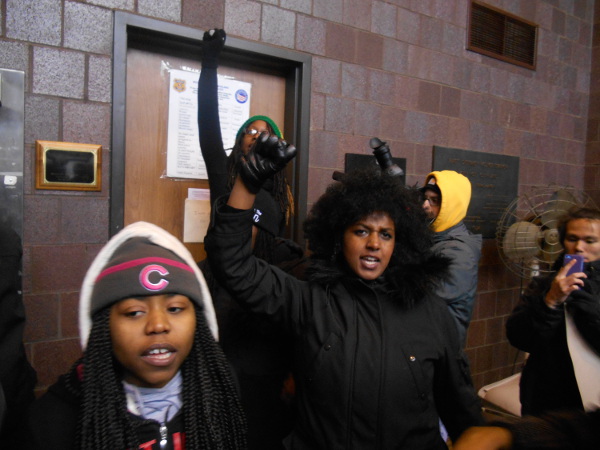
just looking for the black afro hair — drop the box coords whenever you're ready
[304,168,435,272]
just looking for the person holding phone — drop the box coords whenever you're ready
[506,206,600,416]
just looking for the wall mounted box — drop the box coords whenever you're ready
[35,140,102,191]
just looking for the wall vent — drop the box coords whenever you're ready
[468,1,537,70]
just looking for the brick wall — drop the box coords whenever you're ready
[587,1,600,203]
[0,0,595,394]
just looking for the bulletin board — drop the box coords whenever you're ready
[111,12,311,261]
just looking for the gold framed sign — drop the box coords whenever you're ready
[35,140,102,191]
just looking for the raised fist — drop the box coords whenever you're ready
[370,137,403,178]
[202,29,226,67]
[239,133,297,194]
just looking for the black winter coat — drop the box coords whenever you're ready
[491,408,600,449]
[506,258,600,416]
[198,237,305,450]
[205,201,483,450]
[26,368,187,450]
[0,224,37,449]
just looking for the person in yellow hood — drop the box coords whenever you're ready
[421,170,482,346]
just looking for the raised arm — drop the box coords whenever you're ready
[198,29,229,205]
[204,134,298,321]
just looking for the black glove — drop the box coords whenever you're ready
[239,133,297,194]
[202,29,226,68]
[370,137,403,177]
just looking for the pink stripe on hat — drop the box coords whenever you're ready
[95,256,193,282]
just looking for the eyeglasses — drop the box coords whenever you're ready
[423,195,440,207]
[245,129,270,138]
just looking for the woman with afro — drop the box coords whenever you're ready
[204,134,484,449]
[26,222,246,449]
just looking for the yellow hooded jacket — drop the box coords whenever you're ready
[422,170,482,346]
[424,170,472,233]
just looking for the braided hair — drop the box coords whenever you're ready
[68,306,247,449]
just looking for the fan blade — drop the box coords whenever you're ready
[540,189,578,229]
[502,221,541,261]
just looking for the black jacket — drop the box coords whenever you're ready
[197,50,286,237]
[0,224,37,449]
[431,222,481,346]
[205,201,483,449]
[506,257,600,416]
[198,238,304,450]
[26,368,187,449]
[492,408,600,449]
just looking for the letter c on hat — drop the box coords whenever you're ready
[139,264,170,291]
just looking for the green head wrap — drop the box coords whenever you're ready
[235,115,282,141]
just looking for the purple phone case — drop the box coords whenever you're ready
[564,254,584,275]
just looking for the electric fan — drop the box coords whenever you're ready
[496,185,597,279]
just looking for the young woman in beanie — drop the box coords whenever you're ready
[204,135,484,449]
[26,222,246,450]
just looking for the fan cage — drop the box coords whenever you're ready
[496,185,597,279]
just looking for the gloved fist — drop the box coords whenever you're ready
[239,133,297,194]
[370,137,403,178]
[202,29,226,68]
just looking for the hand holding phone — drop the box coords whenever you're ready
[563,254,584,276]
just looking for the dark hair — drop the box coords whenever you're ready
[304,169,436,281]
[70,306,247,449]
[558,206,600,244]
[227,121,294,228]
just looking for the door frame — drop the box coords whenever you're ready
[111,11,311,243]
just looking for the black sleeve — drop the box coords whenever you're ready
[198,55,229,206]
[506,275,564,353]
[0,224,37,446]
[434,303,485,440]
[25,375,79,450]
[492,409,600,450]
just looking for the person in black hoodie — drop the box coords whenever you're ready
[0,222,37,449]
[198,28,294,256]
[204,134,483,449]
[198,28,302,449]
[26,222,246,449]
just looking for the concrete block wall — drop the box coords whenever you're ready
[0,0,595,394]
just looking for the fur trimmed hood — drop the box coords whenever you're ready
[303,169,451,307]
[306,250,451,308]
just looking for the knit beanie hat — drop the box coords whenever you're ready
[89,238,204,317]
[253,188,284,237]
[235,115,282,141]
[420,180,441,197]
[79,222,217,349]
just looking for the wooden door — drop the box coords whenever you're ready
[124,48,286,261]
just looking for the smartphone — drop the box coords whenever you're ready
[564,254,584,275]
